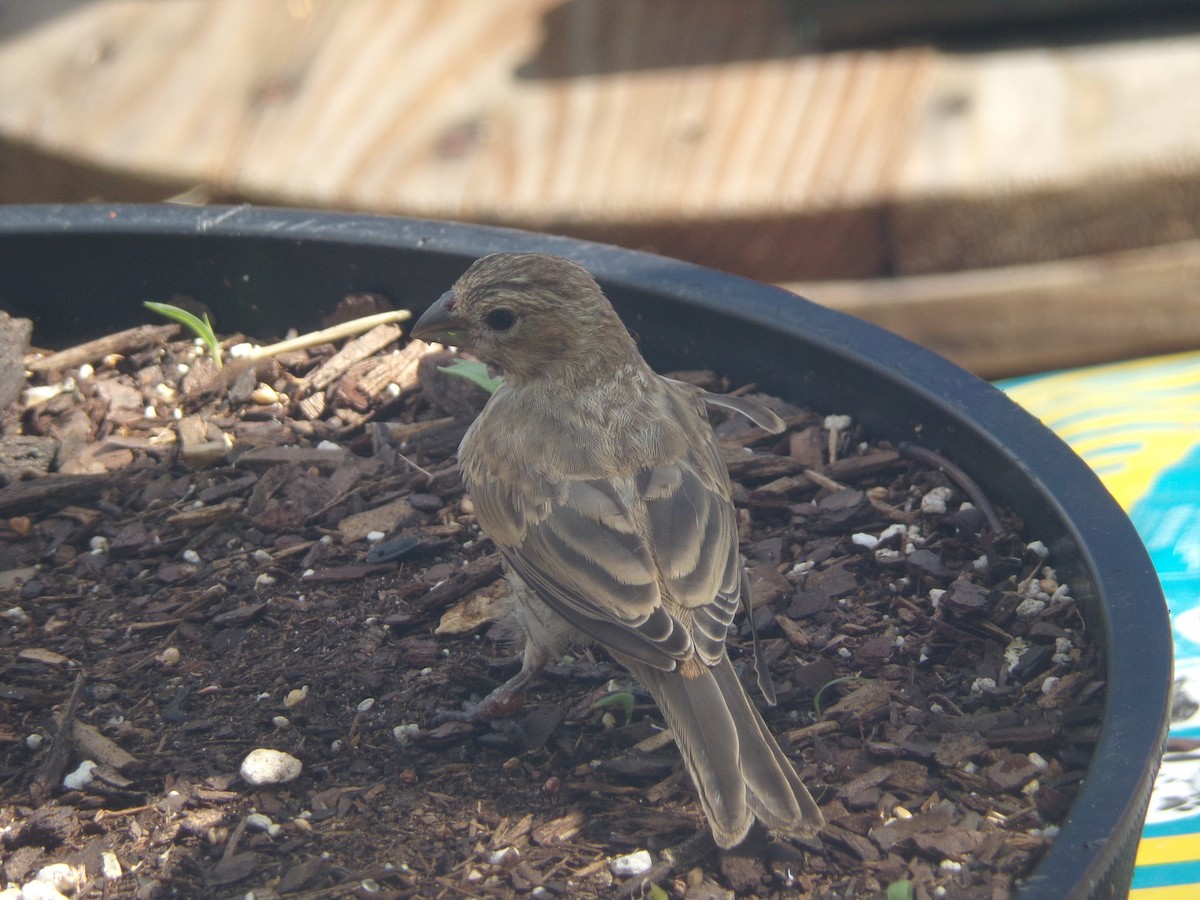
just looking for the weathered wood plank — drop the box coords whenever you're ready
[785,240,1200,377]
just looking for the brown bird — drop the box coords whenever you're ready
[411,252,824,848]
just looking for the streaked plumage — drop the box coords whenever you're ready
[411,252,823,848]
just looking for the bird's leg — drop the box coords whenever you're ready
[475,640,550,718]
[434,638,552,723]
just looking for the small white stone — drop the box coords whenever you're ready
[920,486,954,515]
[837,647,852,659]
[874,548,900,562]
[77,363,94,379]
[357,698,375,712]
[63,760,98,790]
[1028,751,1049,769]
[366,531,386,543]
[393,723,421,746]
[284,687,308,708]
[34,862,85,893]
[228,342,256,358]
[17,881,68,900]
[255,573,277,588]
[1015,597,1047,618]
[488,846,520,867]
[272,716,291,729]
[791,560,814,575]
[89,535,109,554]
[609,849,654,877]
[1026,540,1049,559]
[3,606,30,624]
[26,733,44,750]
[970,677,996,695]
[245,813,275,832]
[316,439,341,451]
[240,748,302,786]
[851,532,878,550]
[939,859,963,873]
[100,851,123,880]
[158,647,181,666]
[182,549,201,564]
[252,549,273,564]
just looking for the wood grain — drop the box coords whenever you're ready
[785,240,1200,377]
[2,0,1198,371]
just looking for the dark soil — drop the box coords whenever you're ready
[0,311,1102,899]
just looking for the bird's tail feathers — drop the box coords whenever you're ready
[622,654,823,848]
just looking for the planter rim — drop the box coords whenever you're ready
[0,203,1172,898]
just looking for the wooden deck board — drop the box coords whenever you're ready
[2,0,1199,374]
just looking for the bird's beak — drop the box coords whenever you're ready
[411,290,471,346]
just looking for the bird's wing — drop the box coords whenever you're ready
[469,438,742,673]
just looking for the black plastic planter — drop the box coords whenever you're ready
[0,204,1171,898]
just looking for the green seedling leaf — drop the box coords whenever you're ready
[886,880,914,900]
[438,358,502,394]
[144,301,223,368]
[594,691,636,724]
[813,675,861,716]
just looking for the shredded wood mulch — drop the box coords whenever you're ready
[0,308,1102,899]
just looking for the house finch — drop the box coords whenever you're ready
[411,252,824,848]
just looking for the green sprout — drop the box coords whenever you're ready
[813,675,861,716]
[594,690,636,725]
[144,301,223,368]
[887,880,914,900]
[438,358,502,394]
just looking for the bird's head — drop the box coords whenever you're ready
[411,253,639,386]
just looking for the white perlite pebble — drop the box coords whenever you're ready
[101,851,123,880]
[17,882,68,900]
[393,723,421,746]
[63,760,98,790]
[245,813,277,833]
[1016,597,1047,618]
[240,748,302,786]
[3,606,30,624]
[609,849,654,877]
[920,486,954,515]
[34,863,85,894]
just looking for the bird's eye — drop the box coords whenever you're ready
[484,307,517,331]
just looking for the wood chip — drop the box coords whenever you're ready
[25,324,180,373]
[72,720,138,772]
